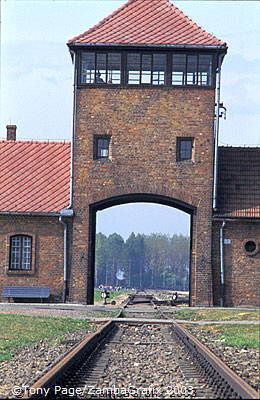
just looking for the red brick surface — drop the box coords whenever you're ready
[70,87,216,305]
[0,216,65,301]
[212,220,260,307]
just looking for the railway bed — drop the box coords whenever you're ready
[24,293,258,399]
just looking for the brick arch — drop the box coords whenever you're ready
[86,193,195,304]
[89,183,198,211]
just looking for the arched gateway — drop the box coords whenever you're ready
[67,0,227,305]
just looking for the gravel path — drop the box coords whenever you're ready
[185,325,260,393]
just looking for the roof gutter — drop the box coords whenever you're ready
[68,43,228,50]
[0,211,61,217]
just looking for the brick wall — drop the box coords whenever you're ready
[70,87,216,305]
[212,220,260,306]
[0,215,65,302]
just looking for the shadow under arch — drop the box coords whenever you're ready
[88,193,195,304]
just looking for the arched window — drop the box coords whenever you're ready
[9,235,32,270]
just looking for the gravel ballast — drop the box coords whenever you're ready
[0,326,98,399]
[185,325,260,393]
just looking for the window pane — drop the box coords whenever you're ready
[198,55,212,86]
[172,54,186,85]
[81,52,95,84]
[11,236,21,269]
[180,140,192,159]
[187,55,198,85]
[10,235,32,270]
[107,53,121,84]
[96,54,106,83]
[141,54,152,84]
[22,237,32,270]
[153,54,166,85]
[97,138,109,158]
[127,53,141,85]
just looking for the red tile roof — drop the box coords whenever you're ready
[215,147,260,218]
[0,141,71,214]
[68,0,226,47]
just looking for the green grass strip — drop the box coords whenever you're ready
[0,314,89,362]
[175,309,260,322]
[193,324,260,349]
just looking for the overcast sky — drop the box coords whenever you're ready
[1,0,259,238]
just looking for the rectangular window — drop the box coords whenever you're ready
[177,138,194,161]
[187,55,198,85]
[94,136,111,160]
[10,235,32,270]
[172,54,186,85]
[172,54,213,86]
[198,55,212,86]
[80,51,213,87]
[81,52,121,84]
[127,53,166,85]
[127,53,141,85]
[152,54,166,85]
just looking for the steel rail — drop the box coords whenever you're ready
[24,320,115,399]
[23,294,259,400]
[174,323,259,399]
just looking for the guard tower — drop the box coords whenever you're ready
[67,0,227,305]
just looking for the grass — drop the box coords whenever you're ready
[94,289,130,303]
[194,324,260,349]
[175,309,260,321]
[0,314,90,362]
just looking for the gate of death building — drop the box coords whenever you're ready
[67,0,227,305]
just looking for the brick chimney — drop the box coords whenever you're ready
[6,125,17,141]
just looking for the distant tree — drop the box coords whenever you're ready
[95,231,190,290]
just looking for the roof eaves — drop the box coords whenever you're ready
[69,42,227,50]
[0,211,62,217]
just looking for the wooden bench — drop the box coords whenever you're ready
[2,286,50,302]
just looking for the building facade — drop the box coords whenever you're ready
[0,0,259,306]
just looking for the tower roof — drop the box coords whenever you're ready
[68,0,226,48]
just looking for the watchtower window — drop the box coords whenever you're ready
[127,53,166,85]
[10,235,32,270]
[81,52,121,84]
[94,136,110,160]
[172,54,212,86]
[79,51,214,87]
[177,138,194,161]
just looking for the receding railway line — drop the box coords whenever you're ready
[24,293,258,399]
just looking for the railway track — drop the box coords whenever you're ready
[24,293,258,399]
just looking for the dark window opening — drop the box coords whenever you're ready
[94,136,111,160]
[9,235,32,270]
[244,240,257,253]
[80,51,214,87]
[81,52,121,84]
[172,54,212,86]
[127,53,166,85]
[177,138,194,161]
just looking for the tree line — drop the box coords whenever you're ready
[95,232,190,290]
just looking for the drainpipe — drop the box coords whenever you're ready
[58,50,77,302]
[219,221,226,307]
[68,49,77,210]
[213,53,225,210]
[59,209,74,303]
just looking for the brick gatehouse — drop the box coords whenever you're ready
[0,0,259,306]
